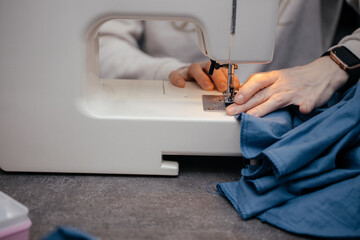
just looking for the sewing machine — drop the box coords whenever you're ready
[0,0,278,175]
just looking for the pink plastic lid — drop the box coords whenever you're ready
[0,218,31,239]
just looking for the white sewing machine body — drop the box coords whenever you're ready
[0,0,278,175]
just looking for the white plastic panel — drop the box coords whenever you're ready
[0,0,278,175]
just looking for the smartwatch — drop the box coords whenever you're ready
[323,46,360,90]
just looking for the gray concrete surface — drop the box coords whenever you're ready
[0,156,310,240]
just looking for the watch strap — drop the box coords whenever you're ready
[322,46,360,91]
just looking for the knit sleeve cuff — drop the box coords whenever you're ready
[153,59,189,81]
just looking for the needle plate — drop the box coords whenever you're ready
[202,95,226,112]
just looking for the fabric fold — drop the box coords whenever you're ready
[217,82,360,238]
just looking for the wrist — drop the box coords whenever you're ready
[321,56,349,91]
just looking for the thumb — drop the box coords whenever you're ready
[299,99,315,114]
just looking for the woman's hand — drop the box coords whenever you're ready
[226,57,349,117]
[169,61,240,92]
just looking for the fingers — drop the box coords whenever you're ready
[227,92,290,117]
[188,63,214,90]
[226,87,271,115]
[221,68,240,90]
[171,61,241,92]
[203,62,227,92]
[169,70,186,88]
[203,62,240,92]
[245,93,290,117]
[233,72,241,89]
[235,71,278,105]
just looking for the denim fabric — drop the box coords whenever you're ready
[42,226,97,240]
[217,82,360,238]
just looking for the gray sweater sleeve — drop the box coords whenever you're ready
[334,28,360,58]
[331,0,360,58]
[99,20,187,81]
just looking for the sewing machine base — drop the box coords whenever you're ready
[0,0,278,176]
[0,80,242,176]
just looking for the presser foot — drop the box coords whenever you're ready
[224,98,235,106]
[224,87,236,106]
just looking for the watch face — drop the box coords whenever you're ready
[333,47,360,67]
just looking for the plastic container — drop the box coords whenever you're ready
[0,192,31,240]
